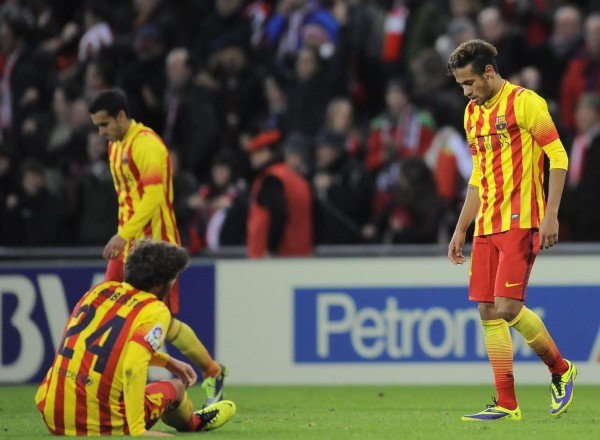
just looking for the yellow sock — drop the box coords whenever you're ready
[160,391,199,432]
[167,319,220,377]
[509,306,567,375]
[482,318,517,410]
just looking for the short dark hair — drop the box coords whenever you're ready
[124,239,189,292]
[88,88,130,118]
[447,39,499,76]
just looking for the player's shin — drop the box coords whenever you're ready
[508,306,567,374]
[160,392,199,431]
[483,318,518,410]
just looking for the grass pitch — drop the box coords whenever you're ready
[1,384,598,439]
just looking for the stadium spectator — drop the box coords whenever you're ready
[532,5,583,104]
[162,47,219,181]
[424,125,472,212]
[82,54,117,101]
[19,82,89,178]
[78,1,114,63]
[283,46,335,138]
[563,92,600,241]
[379,0,447,80]
[120,24,167,132]
[194,0,248,65]
[365,157,443,244]
[186,149,248,254]
[322,96,364,157]
[365,79,436,172]
[246,129,313,257]
[0,145,18,244]
[88,89,228,406]
[435,17,478,64]
[72,131,118,245]
[313,130,373,245]
[410,48,465,131]
[365,79,436,211]
[282,131,312,178]
[161,149,197,252]
[260,74,288,131]
[560,13,600,133]
[0,10,57,152]
[477,6,528,78]
[35,238,236,436]
[121,0,182,49]
[201,30,267,151]
[265,0,339,73]
[2,159,66,246]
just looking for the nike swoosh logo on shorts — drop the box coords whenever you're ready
[505,281,523,288]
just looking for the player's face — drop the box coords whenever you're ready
[453,64,494,106]
[90,110,127,142]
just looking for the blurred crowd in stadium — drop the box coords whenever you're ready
[0,0,599,251]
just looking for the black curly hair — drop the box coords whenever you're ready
[123,239,189,293]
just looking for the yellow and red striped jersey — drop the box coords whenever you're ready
[109,120,180,255]
[35,281,171,436]
[464,81,568,236]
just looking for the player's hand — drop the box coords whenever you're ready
[448,230,467,265]
[141,431,173,437]
[166,358,198,388]
[539,214,559,249]
[103,234,127,260]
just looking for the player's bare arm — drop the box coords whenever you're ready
[103,234,127,260]
[448,184,480,265]
[539,168,567,249]
[166,357,198,388]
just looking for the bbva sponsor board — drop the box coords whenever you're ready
[0,264,215,384]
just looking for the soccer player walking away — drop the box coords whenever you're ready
[35,239,236,436]
[446,39,576,421]
[88,89,226,406]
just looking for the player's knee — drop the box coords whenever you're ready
[494,304,520,322]
[170,379,186,404]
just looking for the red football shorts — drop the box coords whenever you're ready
[105,253,180,313]
[469,228,539,302]
[143,381,178,430]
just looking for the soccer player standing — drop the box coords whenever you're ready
[88,89,226,406]
[35,239,236,436]
[447,40,576,421]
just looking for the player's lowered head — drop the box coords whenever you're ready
[123,239,190,299]
[447,39,504,107]
[88,88,132,142]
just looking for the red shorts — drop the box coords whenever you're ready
[105,254,180,313]
[469,228,539,302]
[142,380,178,430]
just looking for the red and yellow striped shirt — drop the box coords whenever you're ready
[109,120,180,255]
[35,281,171,436]
[464,81,568,236]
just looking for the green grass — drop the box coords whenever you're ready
[1,385,598,439]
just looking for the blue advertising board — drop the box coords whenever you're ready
[294,286,600,363]
[0,262,215,384]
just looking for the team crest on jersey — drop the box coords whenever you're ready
[144,323,164,350]
[121,152,128,164]
[495,115,507,131]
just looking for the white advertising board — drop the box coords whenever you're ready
[216,256,600,384]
